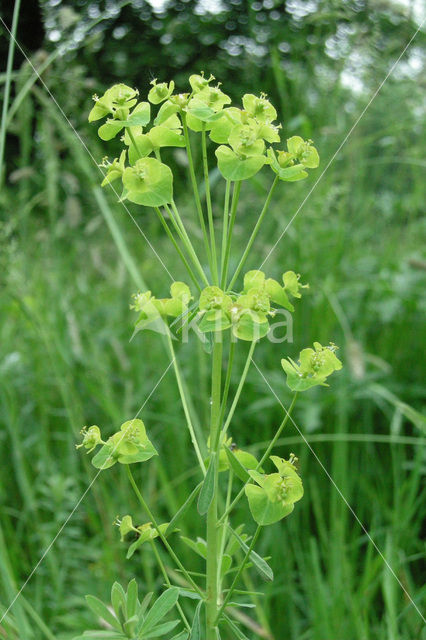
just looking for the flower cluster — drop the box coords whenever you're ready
[89,73,319,208]
[245,454,304,526]
[115,515,171,559]
[76,419,157,469]
[282,341,342,391]
[197,269,307,341]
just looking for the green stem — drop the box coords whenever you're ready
[228,175,279,290]
[168,200,209,286]
[220,180,231,282]
[0,0,22,187]
[206,337,223,639]
[218,339,235,429]
[154,207,201,291]
[217,471,233,598]
[150,540,191,631]
[215,525,262,624]
[126,465,203,597]
[181,112,213,273]
[221,181,241,289]
[217,340,256,448]
[166,332,206,475]
[218,393,298,525]
[201,125,219,284]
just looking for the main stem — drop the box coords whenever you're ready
[206,337,223,639]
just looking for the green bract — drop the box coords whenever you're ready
[122,157,173,207]
[88,83,139,123]
[131,282,193,333]
[76,425,102,453]
[90,419,158,469]
[282,342,343,391]
[195,269,307,341]
[245,454,303,526]
[148,79,175,104]
[242,93,277,123]
[215,145,266,181]
[267,135,319,182]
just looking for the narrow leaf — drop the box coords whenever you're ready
[189,601,202,640]
[224,447,250,482]
[126,579,138,618]
[227,526,273,581]
[140,588,179,632]
[144,619,180,638]
[222,615,251,639]
[166,482,202,535]
[197,453,216,515]
[85,595,121,631]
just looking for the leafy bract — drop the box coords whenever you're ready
[122,158,173,207]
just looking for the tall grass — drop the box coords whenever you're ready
[0,8,425,640]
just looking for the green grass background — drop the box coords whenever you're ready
[0,2,425,639]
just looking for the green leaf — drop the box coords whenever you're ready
[197,452,217,515]
[166,482,202,535]
[222,614,251,639]
[116,102,151,127]
[149,126,185,149]
[91,444,116,469]
[98,121,124,141]
[122,157,173,207]
[224,447,250,482]
[180,536,207,559]
[233,313,269,342]
[189,601,202,640]
[139,592,154,617]
[140,588,180,633]
[143,619,180,638]
[265,278,294,312]
[215,146,266,181]
[85,595,121,631]
[77,632,125,639]
[227,527,273,581]
[245,484,294,526]
[111,582,126,623]
[126,579,138,618]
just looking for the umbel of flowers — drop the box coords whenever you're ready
[74,73,340,640]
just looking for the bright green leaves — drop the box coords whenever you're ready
[122,157,173,207]
[73,581,182,640]
[76,419,157,470]
[267,135,319,182]
[187,74,231,130]
[116,517,171,559]
[100,150,127,187]
[195,270,307,341]
[245,454,303,526]
[88,83,139,122]
[148,79,175,104]
[287,135,320,168]
[75,425,102,453]
[242,93,277,124]
[282,342,343,391]
[131,282,193,334]
[215,145,267,181]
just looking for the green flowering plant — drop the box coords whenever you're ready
[76,72,341,640]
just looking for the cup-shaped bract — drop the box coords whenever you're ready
[122,157,173,207]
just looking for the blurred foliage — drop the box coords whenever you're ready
[0,1,425,639]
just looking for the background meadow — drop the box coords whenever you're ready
[0,1,425,638]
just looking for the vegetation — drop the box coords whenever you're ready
[0,2,425,639]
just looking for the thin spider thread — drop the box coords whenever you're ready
[252,358,426,624]
[258,18,425,271]
[0,16,174,281]
[0,358,175,623]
